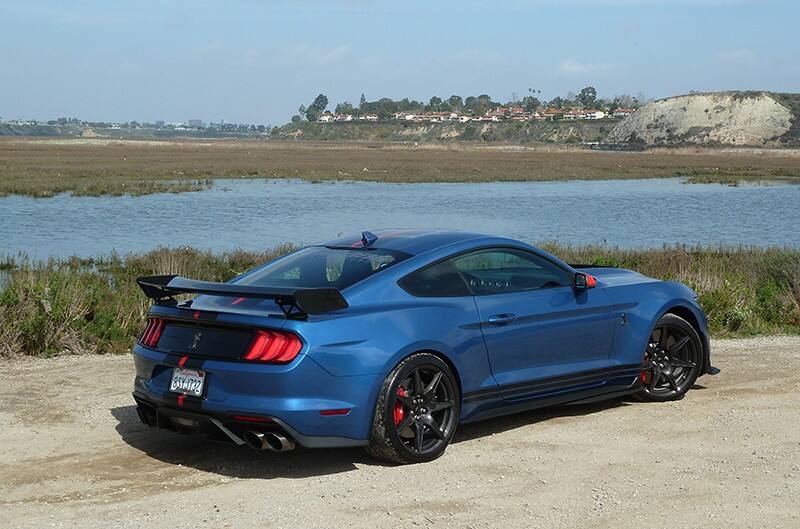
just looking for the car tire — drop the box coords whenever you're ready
[634,313,704,402]
[366,352,460,464]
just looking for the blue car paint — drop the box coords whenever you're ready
[132,229,712,447]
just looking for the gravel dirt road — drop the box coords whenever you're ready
[1,336,798,529]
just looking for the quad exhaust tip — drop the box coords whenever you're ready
[244,430,296,452]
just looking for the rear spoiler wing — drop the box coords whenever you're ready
[136,275,348,318]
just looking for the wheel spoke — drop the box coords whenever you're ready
[658,327,670,349]
[668,336,690,355]
[421,415,445,439]
[427,400,454,413]
[413,369,424,395]
[648,365,662,391]
[665,371,679,392]
[423,372,443,398]
[396,413,414,433]
[396,394,414,408]
[414,422,425,452]
[670,358,696,369]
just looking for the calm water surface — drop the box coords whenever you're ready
[1,178,798,260]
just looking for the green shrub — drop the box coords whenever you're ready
[1,244,798,358]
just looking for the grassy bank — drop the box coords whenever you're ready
[1,245,798,358]
[2,138,800,197]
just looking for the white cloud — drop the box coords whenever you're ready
[558,59,614,75]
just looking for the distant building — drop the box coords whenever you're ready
[155,121,165,128]
[187,119,204,128]
[612,108,636,118]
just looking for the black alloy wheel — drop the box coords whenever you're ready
[366,353,460,464]
[636,313,703,402]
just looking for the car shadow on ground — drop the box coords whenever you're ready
[111,405,370,479]
[453,399,631,443]
[112,397,632,478]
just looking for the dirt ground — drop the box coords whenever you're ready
[1,336,798,529]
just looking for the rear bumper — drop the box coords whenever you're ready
[131,344,376,447]
[133,392,367,448]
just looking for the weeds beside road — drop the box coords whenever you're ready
[1,245,797,358]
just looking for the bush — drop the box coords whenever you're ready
[1,244,798,358]
[0,246,294,358]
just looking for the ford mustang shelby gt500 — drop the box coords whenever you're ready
[132,229,718,463]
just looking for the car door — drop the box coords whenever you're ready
[451,247,618,400]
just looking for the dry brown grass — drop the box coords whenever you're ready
[1,245,798,358]
[2,138,799,197]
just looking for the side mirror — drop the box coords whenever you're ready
[574,272,597,292]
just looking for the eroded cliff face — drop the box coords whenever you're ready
[609,92,794,146]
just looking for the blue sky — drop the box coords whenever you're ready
[1,0,797,124]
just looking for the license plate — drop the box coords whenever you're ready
[169,367,206,397]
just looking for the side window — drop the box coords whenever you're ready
[452,248,572,295]
[400,260,471,297]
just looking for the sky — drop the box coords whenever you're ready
[1,0,798,125]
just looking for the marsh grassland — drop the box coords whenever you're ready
[1,245,797,358]
[2,138,800,197]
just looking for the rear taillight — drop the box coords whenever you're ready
[139,317,166,348]
[242,330,302,364]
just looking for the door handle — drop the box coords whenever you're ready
[488,313,517,325]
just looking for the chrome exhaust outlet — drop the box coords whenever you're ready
[244,431,296,452]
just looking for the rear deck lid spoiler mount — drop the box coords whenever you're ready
[136,275,348,318]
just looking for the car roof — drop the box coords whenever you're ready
[320,229,491,255]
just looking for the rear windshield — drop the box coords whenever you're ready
[236,246,410,290]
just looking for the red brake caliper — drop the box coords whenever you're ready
[393,387,407,426]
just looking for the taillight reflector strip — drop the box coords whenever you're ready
[319,408,351,416]
[243,330,302,364]
[139,317,166,348]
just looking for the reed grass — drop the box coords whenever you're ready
[2,139,800,197]
[1,244,797,358]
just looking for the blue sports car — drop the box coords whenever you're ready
[132,229,718,463]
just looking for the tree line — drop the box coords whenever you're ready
[294,88,645,122]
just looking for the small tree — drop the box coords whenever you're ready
[577,86,598,109]
[335,101,355,115]
[522,96,541,113]
[310,94,328,112]
[303,94,329,121]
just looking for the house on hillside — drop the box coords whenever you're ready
[508,106,532,121]
[317,112,334,123]
[612,108,636,118]
[539,108,563,121]
[583,110,606,120]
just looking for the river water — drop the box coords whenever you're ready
[1,178,798,260]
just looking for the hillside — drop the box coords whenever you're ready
[271,119,614,144]
[608,91,800,147]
